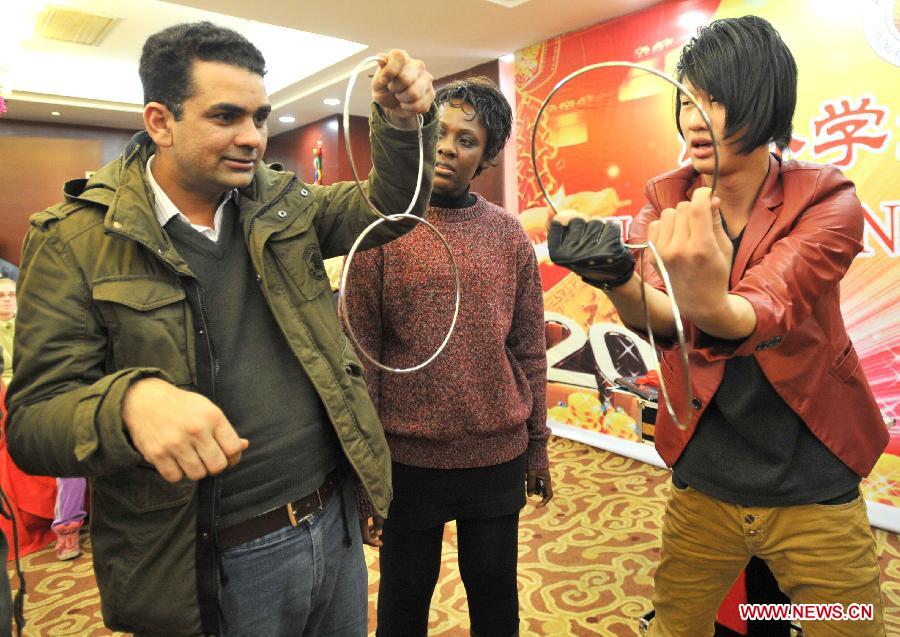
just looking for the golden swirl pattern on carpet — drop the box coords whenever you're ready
[9,437,900,636]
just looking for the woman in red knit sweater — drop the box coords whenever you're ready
[346,76,552,637]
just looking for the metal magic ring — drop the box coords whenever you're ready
[339,55,461,373]
[531,61,721,429]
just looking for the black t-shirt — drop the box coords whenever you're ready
[672,227,859,506]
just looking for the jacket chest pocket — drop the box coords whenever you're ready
[266,217,330,301]
[92,277,193,386]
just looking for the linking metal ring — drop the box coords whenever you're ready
[339,213,461,374]
[530,61,719,430]
[530,61,719,209]
[343,55,425,220]
[636,241,692,429]
[339,57,461,373]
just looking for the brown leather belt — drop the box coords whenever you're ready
[217,469,342,550]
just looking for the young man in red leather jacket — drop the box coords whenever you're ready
[548,15,887,637]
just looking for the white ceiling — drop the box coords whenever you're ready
[1,0,661,133]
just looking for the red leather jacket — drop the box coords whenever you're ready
[628,155,887,477]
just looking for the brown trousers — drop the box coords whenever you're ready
[647,482,886,637]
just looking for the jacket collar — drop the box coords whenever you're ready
[677,154,784,286]
[730,154,783,286]
[61,132,297,274]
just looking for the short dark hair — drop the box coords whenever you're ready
[139,21,267,120]
[675,15,797,153]
[435,76,512,176]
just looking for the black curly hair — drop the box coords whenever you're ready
[139,21,267,120]
[435,76,512,176]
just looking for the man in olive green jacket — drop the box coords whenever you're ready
[6,22,436,636]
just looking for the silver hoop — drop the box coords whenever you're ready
[530,61,720,210]
[530,61,717,430]
[339,213,461,374]
[343,55,425,220]
[636,241,692,429]
[339,56,461,373]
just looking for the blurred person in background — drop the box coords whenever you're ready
[0,279,15,388]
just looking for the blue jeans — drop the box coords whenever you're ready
[220,486,367,637]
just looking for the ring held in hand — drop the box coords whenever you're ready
[339,213,461,374]
[531,61,714,429]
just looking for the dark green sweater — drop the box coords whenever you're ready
[166,204,340,528]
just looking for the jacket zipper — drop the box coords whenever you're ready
[187,280,227,631]
[191,283,220,402]
[103,232,222,401]
[104,229,224,634]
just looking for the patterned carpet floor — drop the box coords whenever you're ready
[9,436,900,636]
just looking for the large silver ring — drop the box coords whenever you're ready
[339,213,461,374]
[531,61,720,430]
[636,242,692,429]
[343,55,425,220]
[339,56,461,373]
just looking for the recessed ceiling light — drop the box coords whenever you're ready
[51,111,61,116]
[482,0,531,7]
[323,98,341,106]
[35,6,118,46]
[278,115,296,123]
[499,53,515,64]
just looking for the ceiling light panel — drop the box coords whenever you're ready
[5,0,368,105]
[34,6,118,46]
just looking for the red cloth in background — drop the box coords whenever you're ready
[0,383,56,557]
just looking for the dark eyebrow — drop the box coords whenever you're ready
[208,103,272,119]
[439,122,481,138]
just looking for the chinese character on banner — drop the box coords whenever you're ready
[897,115,900,161]
[811,95,891,168]
[787,135,808,155]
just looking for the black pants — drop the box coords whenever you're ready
[376,513,520,637]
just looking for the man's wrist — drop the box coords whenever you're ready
[579,269,634,291]
[691,293,757,340]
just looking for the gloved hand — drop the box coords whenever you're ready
[547,217,635,289]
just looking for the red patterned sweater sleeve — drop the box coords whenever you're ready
[507,227,550,470]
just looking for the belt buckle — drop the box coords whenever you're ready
[286,487,325,527]
[287,503,300,528]
[314,487,324,511]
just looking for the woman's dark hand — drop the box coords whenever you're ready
[527,468,554,508]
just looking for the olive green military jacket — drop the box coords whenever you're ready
[6,105,436,635]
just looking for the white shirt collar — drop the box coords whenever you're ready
[146,155,237,242]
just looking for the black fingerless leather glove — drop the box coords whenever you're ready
[547,218,635,290]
